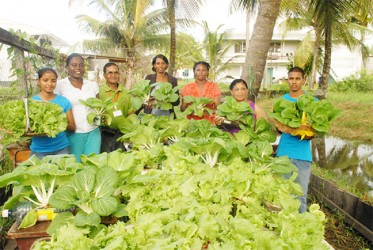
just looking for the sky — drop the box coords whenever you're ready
[0,0,246,45]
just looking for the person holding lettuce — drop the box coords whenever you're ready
[276,66,316,213]
[98,62,133,153]
[55,53,100,162]
[214,78,267,134]
[181,61,221,123]
[144,54,180,117]
[30,68,76,159]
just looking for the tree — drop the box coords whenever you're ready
[200,21,242,82]
[349,0,373,69]
[237,0,282,97]
[70,0,169,89]
[279,0,372,90]
[156,32,203,70]
[161,0,204,76]
[310,0,358,99]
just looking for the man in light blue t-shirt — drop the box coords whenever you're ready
[276,67,317,213]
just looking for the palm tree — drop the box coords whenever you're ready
[156,32,203,70]
[310,0,359,99]
[69,0,169,89]
[280,0,372,91]
[349,0,373,70]
[200,21,242,82]
[279,0,322,89]
[161,0,204,76]
[235,0,282,97]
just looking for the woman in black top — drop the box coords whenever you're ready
[144,54,180,117]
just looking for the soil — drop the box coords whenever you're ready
[309,195,372,250]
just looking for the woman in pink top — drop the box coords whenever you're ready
[181,61,221,123]
[214,79,267,134]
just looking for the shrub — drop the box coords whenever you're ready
[329,72,373,92]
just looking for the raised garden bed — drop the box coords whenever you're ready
[309,174,373,242]
[7,221,50,250]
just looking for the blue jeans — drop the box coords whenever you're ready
[285,159,311,213]
[30,146,70,160]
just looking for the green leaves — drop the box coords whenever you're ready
[128,79,152,110]
[0,99,68,141]
[183,96,214,117]
[26,115,327,249]
[270,93,341,135]
[216,96,253,123]
[151,82,179,110]
[50,166,120,226]
[79,97,115,125]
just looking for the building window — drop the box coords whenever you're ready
[234,41,246,53]
[269,42,281,53]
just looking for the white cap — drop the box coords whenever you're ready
[2,210,9,218]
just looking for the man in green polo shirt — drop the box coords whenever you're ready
[99,62,132,152]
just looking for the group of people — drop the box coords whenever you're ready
[29,52,313,213]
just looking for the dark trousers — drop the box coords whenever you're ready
[100,126,126,153]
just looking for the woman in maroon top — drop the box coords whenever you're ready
[215,79,267,134]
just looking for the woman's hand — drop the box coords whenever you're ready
[144,97,157,109]
[214,116,224,126]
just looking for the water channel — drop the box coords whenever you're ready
[311,136,373,198]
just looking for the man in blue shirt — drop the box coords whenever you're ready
[276,67,315,213]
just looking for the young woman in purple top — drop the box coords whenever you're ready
[214,79,267,134]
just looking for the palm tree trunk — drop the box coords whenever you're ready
[245,10,251,52]
[168,0,176,76]
[241,0,282,97]
[361,34,367,70]
[310,27,321,90]
[317,28,332,100]
[125,56,136,90]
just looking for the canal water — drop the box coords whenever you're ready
[312,136,373,199]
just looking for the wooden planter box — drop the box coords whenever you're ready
[309,174,373,242]
[6,144,30,168]
[7,221,50,250]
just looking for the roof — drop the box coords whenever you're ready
[227,29,310,41]
[0,18,70,47]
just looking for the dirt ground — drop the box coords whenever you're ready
[310,195,372,250]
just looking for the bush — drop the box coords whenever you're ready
[329,72,373,92]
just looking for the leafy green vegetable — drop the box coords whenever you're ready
[151,82,179,110]
[0,99,68,142]
[183,96,215,117]
[49,166,121,227]
[4,115,327,249]
[128,79,153,110]
[0,154,82,228]
[79,97,115,125]
[216,96,254,123]
[270,93,341,135]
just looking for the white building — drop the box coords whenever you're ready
[219,29,370,86]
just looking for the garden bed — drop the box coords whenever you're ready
[309,174,373,242]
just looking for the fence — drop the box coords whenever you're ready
[0,27,59,99]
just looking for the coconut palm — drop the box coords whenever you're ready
[69,0,169,89]
[309,0,365,99]
[348,0,373,69]
[280,0,373,92]
[156,32,203,70]
[200,21,242,82]
[235,0,282,97]
[161,0,204,76]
